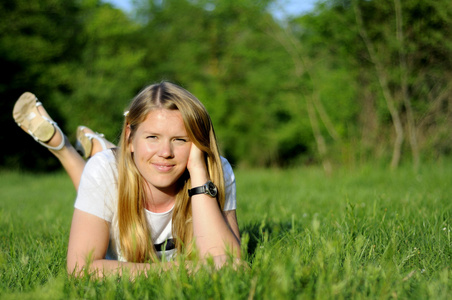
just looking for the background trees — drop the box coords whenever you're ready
[2,0,451,170]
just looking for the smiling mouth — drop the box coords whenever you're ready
[153,163,175,172]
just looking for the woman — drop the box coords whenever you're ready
[13,82,241,277]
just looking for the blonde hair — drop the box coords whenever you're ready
[116,82,225,262]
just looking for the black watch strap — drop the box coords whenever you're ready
[188,186,206,197]
[188,180,218,197]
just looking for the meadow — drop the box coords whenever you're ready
[0,160,450,299]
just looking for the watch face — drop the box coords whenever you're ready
[207,181,218,197]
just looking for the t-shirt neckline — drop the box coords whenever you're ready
[145,204,175,216]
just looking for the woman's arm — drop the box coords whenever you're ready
[67,209,157,277]
[188,145,241,264]
[224,210,240,244]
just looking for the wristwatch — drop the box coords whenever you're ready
[188,180,218,197]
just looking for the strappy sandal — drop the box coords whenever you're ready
[75,126,108,159]
[13,92,65,151]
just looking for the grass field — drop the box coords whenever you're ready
[0,160,451,299]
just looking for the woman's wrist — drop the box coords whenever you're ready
[189,168,209,187]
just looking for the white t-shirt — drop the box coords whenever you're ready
[74,149,237,261]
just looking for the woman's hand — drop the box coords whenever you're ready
[187,143,241,266]
[67,209,161,278]
[187,143,209,186]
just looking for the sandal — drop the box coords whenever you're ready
[75,126,108,159]
[13,92,65,151]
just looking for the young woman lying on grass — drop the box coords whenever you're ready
[12,81,241,277]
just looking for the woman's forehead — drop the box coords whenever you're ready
[139,109,187,134]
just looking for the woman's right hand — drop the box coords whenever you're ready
[67,209,154,277]
[67,209,110,275]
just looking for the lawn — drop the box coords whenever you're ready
[0,160,451,299]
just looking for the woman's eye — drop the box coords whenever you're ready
[175,138,187,142]
[146,136,157,140]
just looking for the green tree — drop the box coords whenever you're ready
[4,0,451,170]
[1,0,147,169]
[0,0,81,169]
[290,0,452,168]
[50,0,148,144]
[136,0,309,166]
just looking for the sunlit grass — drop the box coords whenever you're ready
[0,160,451,299]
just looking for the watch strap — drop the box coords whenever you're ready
[188,180,217,197]
[188,185,206,197]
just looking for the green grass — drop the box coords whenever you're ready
[0,160,451,299]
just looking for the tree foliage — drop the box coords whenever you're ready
[1,0,451,170]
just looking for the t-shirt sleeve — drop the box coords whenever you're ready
[74,151,117,222]
[221,157,237,211]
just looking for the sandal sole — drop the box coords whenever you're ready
[76,126,93,159]
[13,92,55,142]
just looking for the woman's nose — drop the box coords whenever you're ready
[158,141,174,158]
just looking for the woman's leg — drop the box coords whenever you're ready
[17,99,87,190]
[49,125,116,190]
[49,138,86,190]
[13,93,115,190]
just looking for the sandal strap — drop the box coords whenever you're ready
[18,113,65,151]
[13,93,64,151]
[85,132,108,151]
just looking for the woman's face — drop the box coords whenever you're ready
[129,109,191,195]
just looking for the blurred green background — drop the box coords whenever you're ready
[1,0,451,171]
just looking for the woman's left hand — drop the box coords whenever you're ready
[187,143,208,184]
[188,144,241,262]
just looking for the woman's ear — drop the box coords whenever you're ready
[126,125,134,153]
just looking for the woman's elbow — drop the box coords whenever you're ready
[67,256,86,277]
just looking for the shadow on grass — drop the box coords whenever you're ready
[240,220,302,260]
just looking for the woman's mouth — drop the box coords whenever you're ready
[153,163,174,172]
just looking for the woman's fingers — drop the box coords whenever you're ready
[187,143,209,185]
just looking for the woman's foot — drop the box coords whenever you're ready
[75,126,115,159]
[13,92,65,150]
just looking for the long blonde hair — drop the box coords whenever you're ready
[116,82,225,262]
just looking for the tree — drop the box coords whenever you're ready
[50,0,148,143]
[136,0,309,166]
[0,0,148,169]
[0,0,82,169]
[290,0,452,168]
